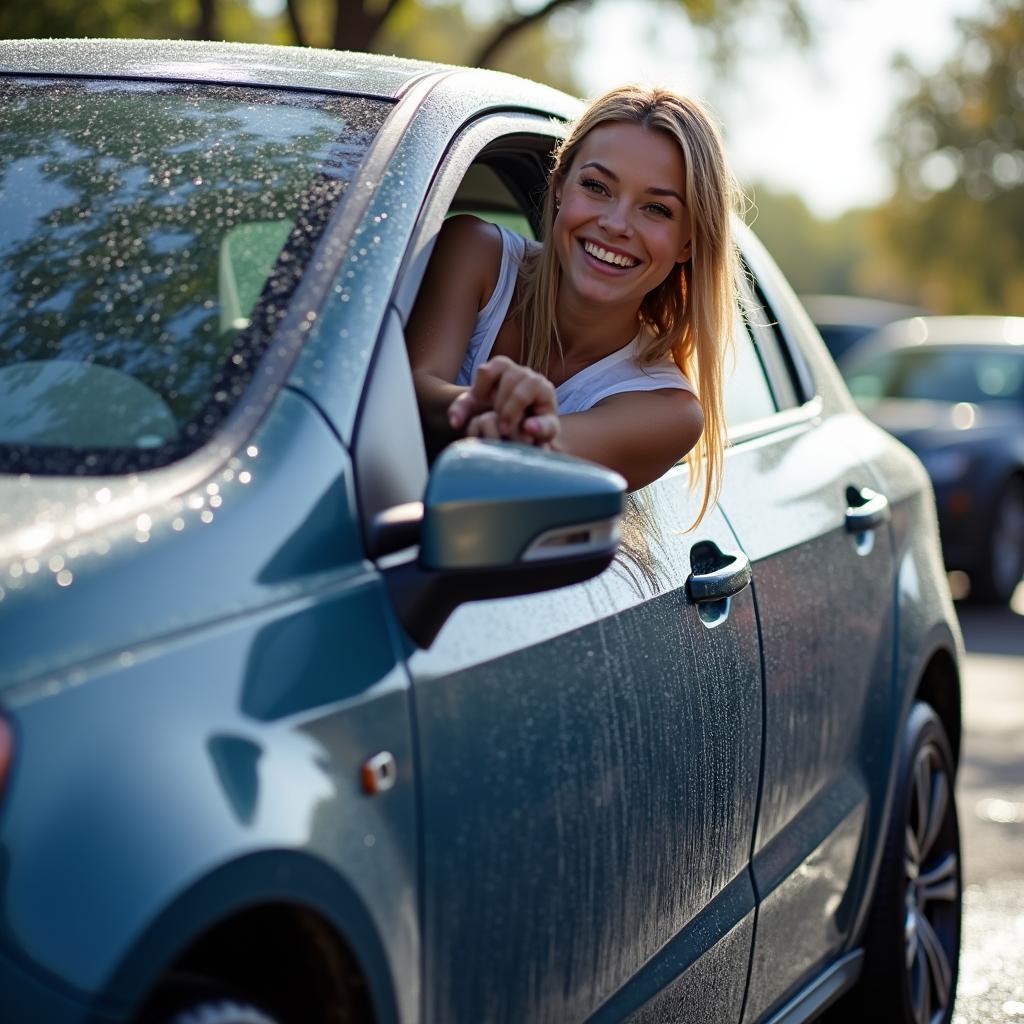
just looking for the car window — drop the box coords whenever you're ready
[724,318,778,429]
[444,163,536,238]
[846,346,1024,406]
[0,76,390,475]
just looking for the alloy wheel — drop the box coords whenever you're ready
[903,742,960,1024]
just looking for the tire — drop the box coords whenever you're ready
[969,474,1024,605]
[829,702,962,1024]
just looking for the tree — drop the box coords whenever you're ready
[469,0,810,71]
[282,0,811,70]
[375,1,582,94]
[0,0,279,45]
[744,184,873,297]
[868,0,1024,313]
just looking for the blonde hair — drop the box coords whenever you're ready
[516,85,743,524]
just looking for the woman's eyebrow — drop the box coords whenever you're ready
[579,160,618,180]
[647,186,685,203]
[578,161,684,203]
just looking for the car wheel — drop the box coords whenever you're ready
[970,474,1024,605]
[829,702,961,1024]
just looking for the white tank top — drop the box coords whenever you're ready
[455,224,694,413]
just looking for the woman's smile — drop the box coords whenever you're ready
[580,238,640,270]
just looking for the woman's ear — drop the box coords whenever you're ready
[677,241,692,263]
[552,170,566,211]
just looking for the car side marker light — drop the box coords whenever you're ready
[361,751,397,795]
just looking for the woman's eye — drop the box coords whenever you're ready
[581,178,608,195]
[647,203,672,218]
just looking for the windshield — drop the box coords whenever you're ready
[845,346,1024,407]
[0,76,390,474]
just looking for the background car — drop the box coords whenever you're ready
[0,40,963,1024]
[801,293,926,363]
[842,315,1024,604]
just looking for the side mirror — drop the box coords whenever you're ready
[381,439,625,647]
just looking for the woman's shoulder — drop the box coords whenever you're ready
[437,214,506,260]
[434,215,506,308]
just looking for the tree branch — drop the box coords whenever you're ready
[194,0,217,40]
[472,0,580,68]
[332,0,401,53]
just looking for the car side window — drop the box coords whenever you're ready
[724,318,777,430]
[444,162,536,239]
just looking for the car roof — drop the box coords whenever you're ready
[0,37,450,99]
[0,38,581,118]
[874,315,1024,350]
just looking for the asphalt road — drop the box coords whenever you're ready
[952,592,1024,1024]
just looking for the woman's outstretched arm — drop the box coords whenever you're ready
[405,215,501,451]
[556,389,704,491]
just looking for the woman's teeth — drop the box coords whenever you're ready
[583,240,638,268]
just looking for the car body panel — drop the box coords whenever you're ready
[590,879,755,1023]
[720,409,897,1022]
[0,391,420,1023]
[407,472,762,1024]
[747,245,964,971]
[1,390,363,692]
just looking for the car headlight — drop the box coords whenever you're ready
[921,449,971,484]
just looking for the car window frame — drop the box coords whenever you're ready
[727,242,824,447]
[350,113,564,531]
[390,112,566,324]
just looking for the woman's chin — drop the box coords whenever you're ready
[566,269,642,307]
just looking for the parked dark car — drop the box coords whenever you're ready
[842,315,1024,604]
[801,294,926,363]
[0,40,964,1024]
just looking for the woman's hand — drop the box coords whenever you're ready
[448,356,560,448]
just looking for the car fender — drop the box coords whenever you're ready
[102,849,401,1024]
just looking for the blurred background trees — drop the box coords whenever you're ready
[2,0,1021,315]
[860,0,1024,313]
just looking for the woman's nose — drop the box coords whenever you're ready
[598,201,632,236]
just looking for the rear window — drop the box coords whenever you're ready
[845,346,1024,406]
[0,76,390,474]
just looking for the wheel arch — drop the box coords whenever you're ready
[106,851,399,1024]
[913,644,962,769]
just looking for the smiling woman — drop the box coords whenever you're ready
[406,84,743,508]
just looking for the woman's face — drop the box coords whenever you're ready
[553,120,692,312]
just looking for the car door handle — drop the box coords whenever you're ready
[686,551,752,603]
[845,487,890,533]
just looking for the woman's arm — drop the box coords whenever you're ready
[406,215,502,451]
[555,389,704,491]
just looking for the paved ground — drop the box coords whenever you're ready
[951,594,1024,1024]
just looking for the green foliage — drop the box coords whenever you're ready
[745,183,873,297]
[376,1,582,93]
[871,0,1024,314]
[0,0,277,44]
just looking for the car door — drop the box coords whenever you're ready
[720,230,898,1022]
[359,117,765,1024]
